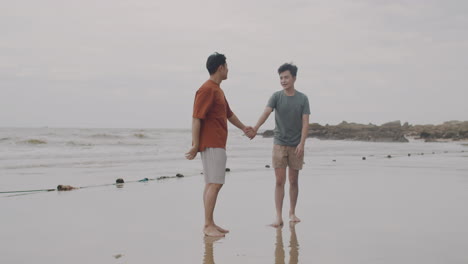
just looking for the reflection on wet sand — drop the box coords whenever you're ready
[203,236,223,264]
[275,222,299,264]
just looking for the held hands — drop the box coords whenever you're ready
[185,145,198,160]
[243,126,257,140]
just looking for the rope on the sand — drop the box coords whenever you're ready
[2,149,465,196]
[0,189,56,194]
[0,173,191,197]
[363,149,460,160]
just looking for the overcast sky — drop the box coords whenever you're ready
[1,0,467,129]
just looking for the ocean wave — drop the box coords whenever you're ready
[20,139,47,145]
[89,134,122,139]
[133,133,148,139]
[4,163,52,169]
[65,141,94,147]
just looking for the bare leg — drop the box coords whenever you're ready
[204,183,225,237]
[271,168,286,227]
[288,168,301,222]
[203,184,229,233]
[204,184,229,233]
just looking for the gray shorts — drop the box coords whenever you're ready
[201,148,227,184]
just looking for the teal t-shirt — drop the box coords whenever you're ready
[267,90,311,146]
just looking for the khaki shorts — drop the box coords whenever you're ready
[272,144,304,170]
[201,148,227,184]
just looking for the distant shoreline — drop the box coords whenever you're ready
[260,120,468,143]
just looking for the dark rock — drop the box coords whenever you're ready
[408,121,468,141]
[260,130,274,138]
[176,173,184,177]
[381,120,402,128]
[362,157,366,160]
[332,160,336,162]
[225,168,230,172]
[265,165,271,168]
[387,155,392,158]
[116,178,124,184]
[408,153,411,157]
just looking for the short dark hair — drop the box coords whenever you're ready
[278,63,298,77]
[206,52,226,75]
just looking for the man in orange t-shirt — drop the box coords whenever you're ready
[185,52,254,237]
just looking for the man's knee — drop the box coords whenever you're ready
[208,183,223,191]
[275,179,286,187]
[289,179,299,186]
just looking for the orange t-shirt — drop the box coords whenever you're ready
[193,80,234,152]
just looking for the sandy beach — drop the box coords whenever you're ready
[1,128,468,263]
[2,153,468,263]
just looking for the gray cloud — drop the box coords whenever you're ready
[1,0,467,128]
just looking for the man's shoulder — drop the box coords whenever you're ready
[271,90,283,97]
[198,80,219,93]
[295,90,309,100]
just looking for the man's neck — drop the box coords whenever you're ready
[283,87,296,96]
[209,75,223,85]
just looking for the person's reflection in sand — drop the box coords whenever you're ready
[288,222,299,264]
[203,236,223,264]
[275,222,299,264]
[275,226,286,264]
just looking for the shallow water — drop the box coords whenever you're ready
[1,128,467,263]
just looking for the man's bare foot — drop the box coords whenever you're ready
[289,214,301,222]
[270,219,284,227]
[204,226,225,237]
[216,225,229,233]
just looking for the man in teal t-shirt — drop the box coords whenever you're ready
[252,63,310,227]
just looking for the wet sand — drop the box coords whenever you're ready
[1,151,468,263]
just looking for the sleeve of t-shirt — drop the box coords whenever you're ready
[225,97,234,118]
[303,95,311,115]
[267,92,277,110]
[193,88,214,119]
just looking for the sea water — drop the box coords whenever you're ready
[1,127,467,194]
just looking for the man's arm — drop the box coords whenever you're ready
[228,113,246,130]
[295,114,310,157]
[253,107,273,135]
[228,114,255,138]
[185,118,201,160]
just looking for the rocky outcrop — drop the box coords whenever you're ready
[405,121,468,142]
[306,121,409,142]
[260,120,468,143]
